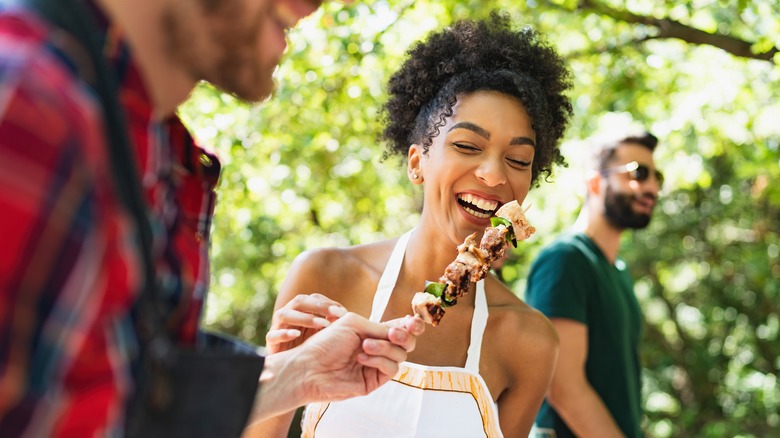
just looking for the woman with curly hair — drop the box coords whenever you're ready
[246,12,573,438]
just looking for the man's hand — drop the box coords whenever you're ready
[251,312,424,422]
[296,312,424,403]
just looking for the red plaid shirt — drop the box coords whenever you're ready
[0,6,220,436]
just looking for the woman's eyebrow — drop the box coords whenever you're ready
[510,136,535,147]
[449,121,536,148]
[448,122,490,139]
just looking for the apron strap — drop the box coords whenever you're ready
[369,229,415,322]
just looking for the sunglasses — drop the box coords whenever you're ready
[601,161,664,185]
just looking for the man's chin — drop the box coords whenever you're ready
[240,88,275,104]
[230,81,275,103]
[209,72,275,103]
[626,213,651,229]
[604,210,651,230]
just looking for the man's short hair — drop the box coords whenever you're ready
[590,131,658,171]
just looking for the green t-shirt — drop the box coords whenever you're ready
[526,232,643,438]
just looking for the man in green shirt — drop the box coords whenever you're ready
[526,131,663,437]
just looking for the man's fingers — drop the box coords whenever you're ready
[362,338,407,365]
[339,313,424,353]
[357,356,395,395]
[356,351,401,380]
[383,315,425,336]
[335,312,390,340]
[381,315,424,352]
[388,326,416,353]
[401,315,425,336]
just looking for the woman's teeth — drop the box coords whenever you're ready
[459,193,498,211]
[458,194,498,218]
[463,206,492,218]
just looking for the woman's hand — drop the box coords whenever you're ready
[265,293,347,354]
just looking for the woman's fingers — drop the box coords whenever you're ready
[297,293,347,319]
[274,294,347,326]
[272,294,348,329]
[265,328,302,345]
[274,307,332,329]
[275,310,331,329]
[266,295,350,354]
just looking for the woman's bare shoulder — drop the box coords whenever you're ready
[280,239,397,308]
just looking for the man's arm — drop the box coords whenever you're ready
[546,318,625,438]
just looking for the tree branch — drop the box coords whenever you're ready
[577,0,778,62]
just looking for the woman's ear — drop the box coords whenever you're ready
[408,144,424,184]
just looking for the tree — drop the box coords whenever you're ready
[178,1,779,436]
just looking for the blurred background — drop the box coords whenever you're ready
[177,1,780,436]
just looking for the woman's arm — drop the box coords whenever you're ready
[242,249,338,438]
[496,307,560,436]
[243,247,419,437]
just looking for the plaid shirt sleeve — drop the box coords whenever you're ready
[0,11,141,436]
[1,6,223,435]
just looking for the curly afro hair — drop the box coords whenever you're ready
[381,12,573,186]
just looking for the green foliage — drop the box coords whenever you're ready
[178,0,779,436]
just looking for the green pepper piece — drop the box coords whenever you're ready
[424,281,445,298]
[490,217,512,228]
[490,216,517,245]
[441,294,457,308]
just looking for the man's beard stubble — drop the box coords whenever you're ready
[603,184,653,230]
[162,2,275,103]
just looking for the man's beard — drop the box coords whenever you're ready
[603,184,653,230]
[163,2,276,103]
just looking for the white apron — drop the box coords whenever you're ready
[301,230,503,437]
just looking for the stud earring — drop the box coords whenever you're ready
[412,173,419,179]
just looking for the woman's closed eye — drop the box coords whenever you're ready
[452,142,481,153]
[506,157,532,169]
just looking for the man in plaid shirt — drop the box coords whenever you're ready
[0,0,424,436]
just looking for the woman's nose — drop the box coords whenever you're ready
[475,160,507,187]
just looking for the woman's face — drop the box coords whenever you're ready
[410,91,536,240]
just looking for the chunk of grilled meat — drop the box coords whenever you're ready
[411,292,446,326]
[411,200,535,325]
